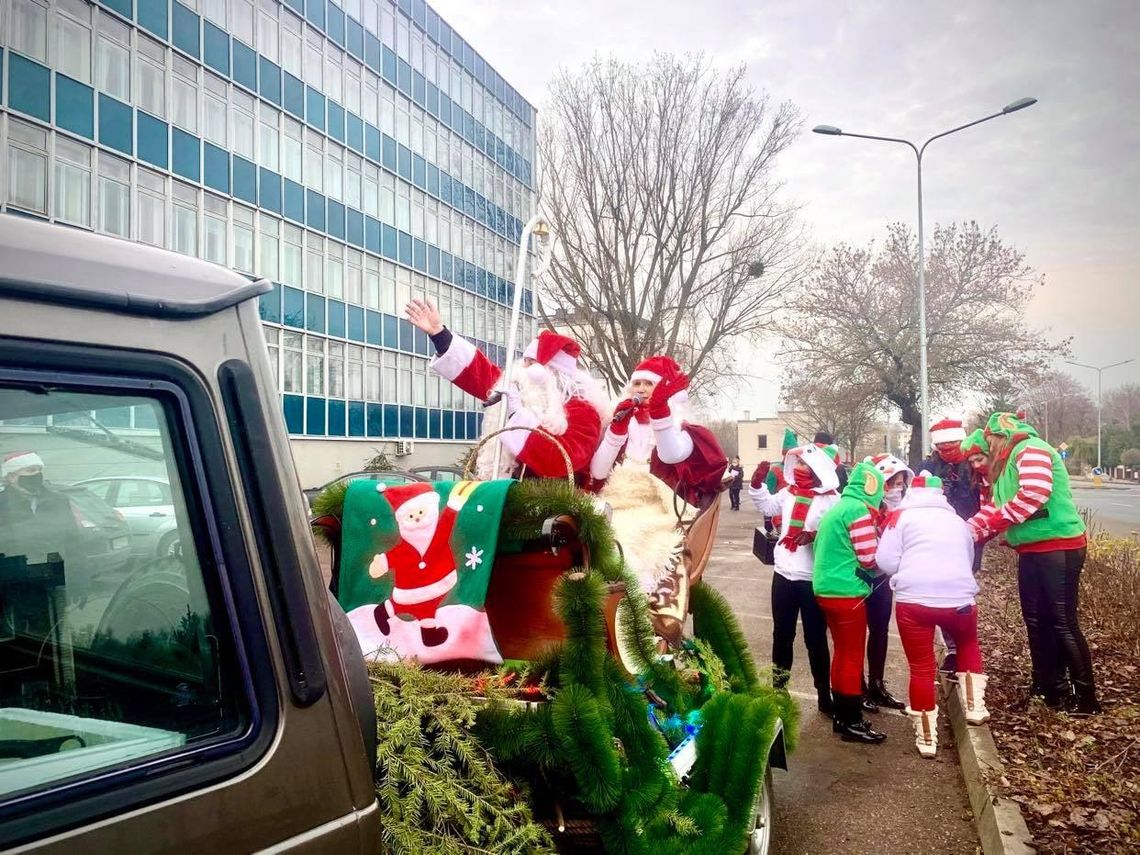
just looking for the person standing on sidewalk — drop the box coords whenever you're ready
[875,472,986,759]
[967,413,1100,714]
[728,457,745,511]
[859,454,913,712]
[813,461,888,744]
[748,445,842,713]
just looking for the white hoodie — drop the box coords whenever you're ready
[874,487,978,607]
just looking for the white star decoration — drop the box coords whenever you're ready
[464,547,484,570]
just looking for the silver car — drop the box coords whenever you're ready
[73,476,180,559]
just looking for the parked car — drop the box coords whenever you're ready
[406,465,465,482]
[302,469,424,510]
[53,484,135,596]
[73,476,180,559]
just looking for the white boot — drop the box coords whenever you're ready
[906,706,938,758]
[958,672,990,725]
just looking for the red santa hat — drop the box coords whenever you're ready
[522,330,580,376]
[629,355,682,385]
[3,451,44,478]
[376,481,438,513]
[930,417,966,446]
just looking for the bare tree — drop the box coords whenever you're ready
[1104,383,1140,431]
[539,53,809,394]
[780,364,881,460]
[1018,370,1096,445]
[782,221,1069,465]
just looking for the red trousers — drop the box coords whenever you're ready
[896,602,983,711]
[816,596,867,697]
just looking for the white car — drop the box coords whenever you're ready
[73,476,180,560]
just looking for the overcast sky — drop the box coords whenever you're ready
[436,0,1139,417]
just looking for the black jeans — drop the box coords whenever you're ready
[865,576,892,683]
[771,572,830,695]
[1017,547,1095,701]
[728,487,741,509]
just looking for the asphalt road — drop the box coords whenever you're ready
[1071,483,1140,537]
[704,495,980,855]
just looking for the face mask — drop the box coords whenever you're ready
[793,468,816,489]
[883,486,904,509]
[938,446,965,464]
[17,472,44,494]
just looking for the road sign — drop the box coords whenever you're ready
[1059,442,1069,451]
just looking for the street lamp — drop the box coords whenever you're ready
[812,97,1038,445]
[1064,358,1135,470]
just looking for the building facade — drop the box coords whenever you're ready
[0,0,537,487]
[736,411,805,470]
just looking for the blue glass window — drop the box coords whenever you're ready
[203,22,229,74]
[428,410,441,439]
[171,128,200,181]
[381,314,398,348]
[365,123,380,161]
[327,299,346,337]
[347,305,365,341]
[326,1,345,45]
[365,216,381,253]
[306,189,326,231]
[397,231,412,266]
[259,283,283,323]
[172,3,200,58]
[283,286,305,328]
[136,111,168,169]
[8,55,51,122]
[414,407,427,439]
[347,209,364,247]
[203,141,230,191]
[426,164,439,196]
[427,246,440,278]
[327,101,345,142]
[232,40,257,92]
[365,33,381,74]
[398,405,413,438]
[398,318,414,352]
[442,410,454,440]
[346,113,363,152]
[100,0,132,17]
[283,0,303,15]
[412,238,426,272]
[327,399,347,436]
[283,72,304,118]
[396,144,411,180]
[396,59,411,96]
[306,0,326,29]
[365,310,381,346]
[283,178,304,222]
[137,0,168,38]
[346,18,363,58]
[305,397,326,435]
[305,293,326,333]
[283,395,304,434]
[306,87,325,131]
[381,224,397,259]
[412,154,425,188]
[381,134,396,171]
[55,75,93,139]
[232,155,257,204]
[381,46,396,84]
[374,403,390,437]
[259,57,282,105]
[327,199,345,240]
[348,401,366,437]
[259,167,281,213]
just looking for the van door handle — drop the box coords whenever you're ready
[149,511,167,517]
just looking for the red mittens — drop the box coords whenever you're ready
[648,372,690,419]
[751,461,771,489]
[608,398,640,436]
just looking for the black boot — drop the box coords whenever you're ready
[420,624,449,647]
[867,679,906,711]
[1068,679,1102,715]
[832,694,887,744]
[373,602,392,636]
[860,677,879,713]
[817,689,833,716]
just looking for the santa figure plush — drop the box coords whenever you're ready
[405,298,609,481]
[368,481,474,647]
[588,355,727,507]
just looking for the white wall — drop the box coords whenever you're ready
[287,439,472,488]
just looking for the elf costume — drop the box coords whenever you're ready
[587,355,728,509]
[969,413,1098,713]
[875,472,986,758]
[429,327,608,480]
[813,461,887,744]
[859,453,913,711]
[748,444,841,712]
[920,417,981,521]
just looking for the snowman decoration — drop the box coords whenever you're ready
[368,481,477,647]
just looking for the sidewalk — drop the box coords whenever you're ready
[704,496,980,855]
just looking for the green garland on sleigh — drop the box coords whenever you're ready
[314,478,798,854]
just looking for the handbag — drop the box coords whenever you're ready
[752,527,777,565]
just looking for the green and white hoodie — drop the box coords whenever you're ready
[812,461,886,599]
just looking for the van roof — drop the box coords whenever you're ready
[0,214,271,318]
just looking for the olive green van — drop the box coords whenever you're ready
[0,217,380,853]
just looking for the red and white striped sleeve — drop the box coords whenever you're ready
[999,446,1054,526]
[429,333,501,401]
[848,512,879,569]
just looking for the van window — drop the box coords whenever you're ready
[0,383,246,800]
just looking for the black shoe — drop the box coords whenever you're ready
[373,603,391,636]
[838,718,888,744]
[1067,687,1102,715]
[817,691,834,716]
[867,679,906,711]
[421,625,449,647]
[862,696,880,714]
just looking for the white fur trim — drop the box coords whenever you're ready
[546,350,577,375]
[931,426,967,445]
[2,452,44,477]
[429,334,478,382]
[630,369,663,384]
[522,339,538,360]
[783,445,840,493]
[392,570,459,604]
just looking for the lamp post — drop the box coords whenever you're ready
[1065,358,1135,470]
[812,97,1038,444]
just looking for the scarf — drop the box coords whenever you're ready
[780,469,818,552]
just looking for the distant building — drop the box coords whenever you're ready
[737,410,805,469]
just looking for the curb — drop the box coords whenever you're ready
[939,672,1035,855]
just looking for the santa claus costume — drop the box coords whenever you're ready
[875,472,985,758]
[425,322,609,481]
[748,443,841,713]
[586,356,727,508]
